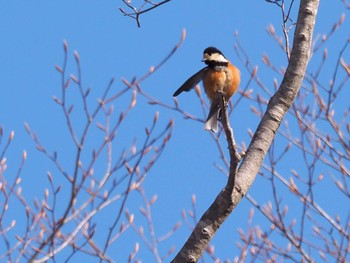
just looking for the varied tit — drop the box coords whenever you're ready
[173,46,240,132]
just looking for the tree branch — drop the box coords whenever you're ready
[119,0,172,27]
[171,0,320,261]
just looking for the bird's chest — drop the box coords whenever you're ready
[203,68,231,101]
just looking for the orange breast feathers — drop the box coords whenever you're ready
[202,63,240,102]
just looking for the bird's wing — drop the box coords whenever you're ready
[173,67,208,97]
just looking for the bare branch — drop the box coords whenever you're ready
[119,0,172,27]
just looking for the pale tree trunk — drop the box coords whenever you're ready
[172,0,320,262]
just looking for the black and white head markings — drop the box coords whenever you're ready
[202,46,228,68]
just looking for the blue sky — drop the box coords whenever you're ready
[0,0,349,262]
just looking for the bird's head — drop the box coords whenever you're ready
[202,47,228,66]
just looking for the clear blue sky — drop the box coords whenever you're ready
[0,1,348,262]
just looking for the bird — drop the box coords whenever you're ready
[173,46,240,132]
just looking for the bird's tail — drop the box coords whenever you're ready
[204,101,221,133]
[204,113,218,132]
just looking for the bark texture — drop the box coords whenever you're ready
[171,1,320,262]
